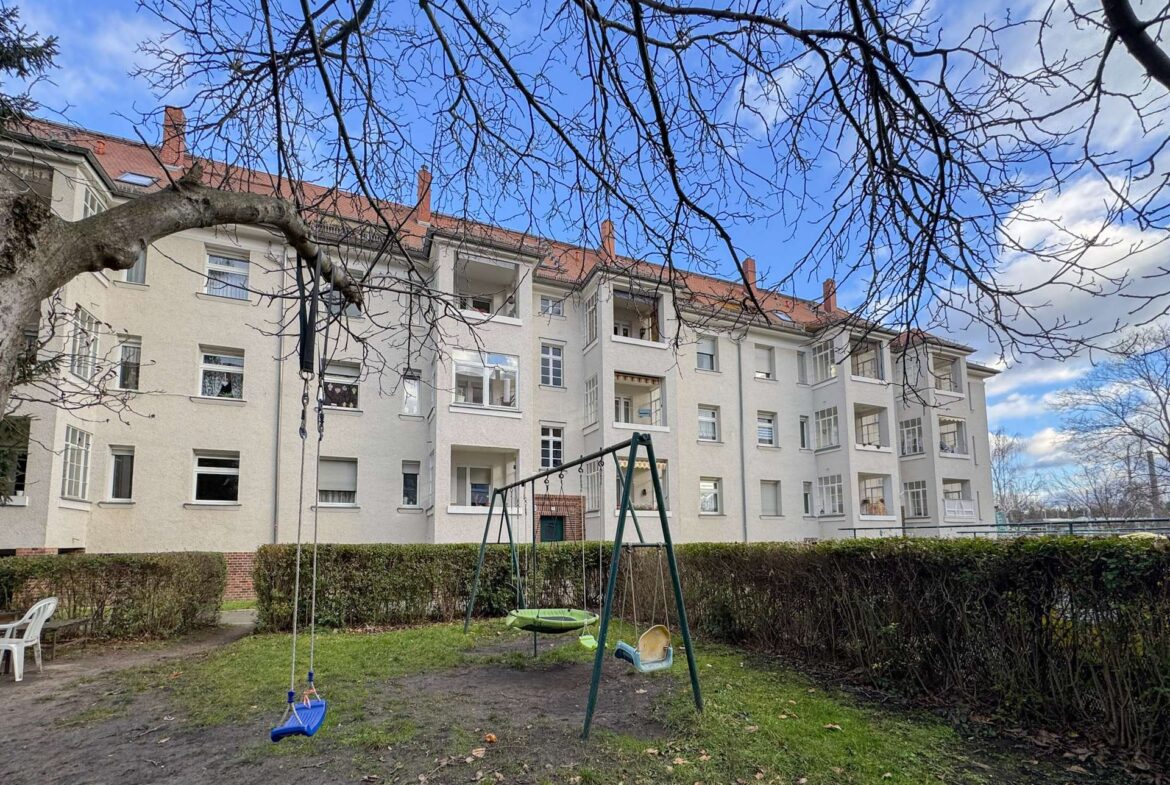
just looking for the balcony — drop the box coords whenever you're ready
[944,499,977,519]
[850,339,885,381]
[614,372,666,429]
[455,254,520,321]
[449,446,519,515]
[853,404,890,450]
[938,417,969,456]
[614,456,669,513]
[857,473,895,519]
[932,355,962,394]
[612,289,662,344]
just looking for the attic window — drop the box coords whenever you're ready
[772,310,793,322]
[117,172,157,187]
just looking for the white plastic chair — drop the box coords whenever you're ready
[0,597,59,682]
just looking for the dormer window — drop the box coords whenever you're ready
[117,172,158,187]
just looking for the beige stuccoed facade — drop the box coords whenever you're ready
[0,120,998,563]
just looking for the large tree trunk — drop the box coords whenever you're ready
[0,165,362,416]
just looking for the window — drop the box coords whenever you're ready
[325,286,361,318]
[425,449,435,509]
[109,447,134,501]
[802,481,813,516]
[799,415,810,449]
[61,426,92,500]
[754,344,774,379]
[70,307,99,380]
[456,466,492,506]
[124,249,147,284]
[757,412,776,446]
[696,336,717,371]
[932,355,961,393]
[193,451,240,503]
[116,172,157,187]
[116,335,141,391]
[0,417,31,499]
[585,461,602,512]
[453,350,518,409]
[323,362,360,409]
[812,340,836,382]
[402,460,420,506]
[460,294,493,314]
[761,480,781,516]
[699,477,722,514]
[541,426,564,469]
[319,457,358,505]
[200,348,244,399]
[205,253,249,300]
[402,371,420,415]
[851,339,884,379]
[540,343,563,387]
[584,375,598,425]
[539,295,564,317]
[584,292,598,344]
[82,186,104,218]
[613,320,632,338]
[817,474,843,516]
[859,476,889,516]
[796,351,808,384]
[899,418,924,456]
[615,396,634,424]
[698,405,719,441]
[856,411,882,447]
[904,480,928,518]
[814,407,839,449]
[939,418,968,455]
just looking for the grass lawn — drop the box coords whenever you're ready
[65,620,1101,785]
[219,598,258,611]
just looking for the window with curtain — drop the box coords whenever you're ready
[699,477,722,513]
[318,457,358,505]
[757,412,776,446]
[200,348,245,398]
[696,336,717,371]
[124,248,147,284]
[110,447,135,501]
[698,406,719,441]
[323,361,360,409]
[118,336,141,391]
[402,460,420,506]
[205,253,250,299]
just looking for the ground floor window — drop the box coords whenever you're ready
[817,474,843,516]
[904,480,928,518]
[802,481,813,515]
[318,457,358,505]
[110,446,135,501]
[62,425,92,500]
[455,466,493,506]
[699,477,722,514]
[402,460,420,506]
[0,417,30,499]
[194,451,240,503]
[760,480,781,516]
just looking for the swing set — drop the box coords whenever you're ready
[464,432,704,739]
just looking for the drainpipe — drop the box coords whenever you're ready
[271,320,285,543]
[736,340,749,542]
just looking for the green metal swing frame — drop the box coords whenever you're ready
[463,432,703,740]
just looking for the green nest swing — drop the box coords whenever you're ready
[504,608,599,634]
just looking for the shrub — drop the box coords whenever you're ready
[0,552,225,639]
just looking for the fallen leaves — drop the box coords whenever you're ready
[482,732,498,744]
[823,723,843,732]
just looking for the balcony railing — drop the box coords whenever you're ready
[944,499,977,519]
[933,374,962,393]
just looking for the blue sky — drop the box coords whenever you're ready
[17,0,1165,475]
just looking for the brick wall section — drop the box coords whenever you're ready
[14,547,57,556]
[224,551,257,599]
[533,494,585,541]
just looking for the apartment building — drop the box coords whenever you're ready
[0,113,998,577]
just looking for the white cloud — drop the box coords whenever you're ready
[984,358,1091,398]
[986,390,1061,424]
[1023,427,1075,469]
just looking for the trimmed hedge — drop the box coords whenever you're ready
[0,552,225,639]
[256,537,1170,763]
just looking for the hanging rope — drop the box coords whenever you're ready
[305,251,330,695]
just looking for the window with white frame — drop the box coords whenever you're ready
[70,307,99,380]
[585,460,602,512]
[61,426,92,500]
[899,418,924,456]
[109,446,134,501]
[698,405,719,441]
[859,476,889,516]
[812,340,836,382]
[453,350,518,408]
[799,415,810,449]
[613,320,632,338]
[424,448,435,508]
[699,477,722,513]
[205,253,250,300]
[696,336,717,371]
[124,248,147,284]
[323,361,360,409]
[193,451,240,503]
[401,371,420,415]
[540,426,564,468]
[82,186,104,218]
[539,295,564,317]
[200,348,244,399]
[757,411,776,446]
[754,344,774,379]
[540,343,563,387]
[814,407,839,449]
[817,474,843,516]
[0,416,30,499]
[117,335,141,391]
[856,411,882,447]
[459,294,493,314]
[614,395,634,424]
[761,480,781,516]
[850,339,884,379]
[796,350,808,384]
[938,417,968,455]
[318,457,358,505]
[904,480,928,518]
[802,481,813,515]
[584,291,598,345]
[402,460,420,506]
[455,466,493,506]
[584,375,598,425]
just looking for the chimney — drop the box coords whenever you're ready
[822,278,837,312]
[743,257,756,290]
[416,165,432,224]
[94,140,106,156]
[600,219,615,260]
[161,106,187,165]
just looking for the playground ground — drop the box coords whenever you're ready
[0,621,1136,785]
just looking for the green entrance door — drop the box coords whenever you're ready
[540,515,565,542]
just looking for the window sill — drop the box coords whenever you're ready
[760,514,785,519]
[753,376,777,383]
[613,422,669,433]
[697,439,723,445]
[612,335,666,349]
[855,445,892,453]
[858,514,898,521]
[190,395,247,406]
[757,444,779,450]
[448,404,522,419]
[397,505,424,514]
[313,504,360,512]
[939,452,970,460]
[694,368,721,376]
[698,512,726,517]
[539,384,567,391]
[0,496,29,507]
[324,406,363,415]
[850,375,889,386]
[112,280,149,290]
[398,413,425,421]
[900,452,926,460]
[183,502,241,509]
[814,445,842,454]
[58,498,91,511]
[196,291,253,305]
[458,309,521,326]
[98,500,135,507]
[817,514,846,520]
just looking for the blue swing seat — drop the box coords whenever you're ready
[271,698,328,742]
[614,624,674,673]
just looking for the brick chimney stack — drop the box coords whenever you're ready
[600,219,615,259]
[416,166,432,224]
[161,106,187,165]
[743,257,756,290]
[822,278,837,312]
